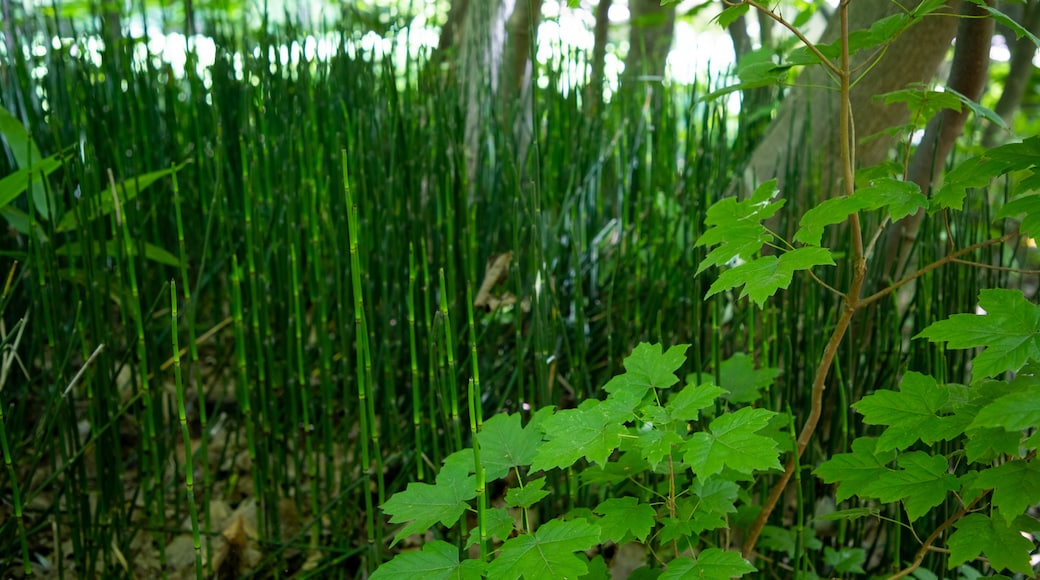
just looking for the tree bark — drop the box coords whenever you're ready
[622,0,677,83]
[736,0,959,201]
[884,1,995,281]
[453,0,542,200]
[584,0,614,115]
[981,0,1040,147]
[438,0,472,55]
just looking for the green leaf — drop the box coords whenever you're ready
[864,452,960,521]
[972,461,1040,524]
[759,526,821,558]
[997,194,1040,238]
[717,353,781,404]
[681,407,781,477]
[968,0,1040,48]
[714,2,750,28]
[603,343,689,400]
[666,379,725,422]
[370,540,482,580]
[706,248,833,307]
[965,427,1023,464]
[823,546,866,574]
[915,289,1040,382]
[593,497,656,543]
[532,400,630,471]
[0,104,53,219]
[947,513,1035,574]
[795,180,924,246]
[485,519,601,580]
[815,437,896,502]
[466,507,515,547]
[659,549,756,579]
[970,387,1040,432]
[853,371,969,451]
[858,178,927,221]
[381,463,477,546]
[795,196,872,246]
[686,478,740,533]
[0,152,64,216]
[56,162,189,232]
[880,86,964,121]
[635,428,684,471]
[695,179,784,274]
[477,413,543,480]
[505,477,551,509]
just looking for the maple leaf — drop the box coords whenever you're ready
[853,371,969,451]
[531,399,631,471]
[681,407,781,478]
[695,179,785,275]
[635,428,684,471]
[969,378,1040,432]
[814,437,896,502]
[947,513,1035,574]
[666,380,725,422]
[465,508,515,548]
[823,546,867,575]
[759,526,821,558]
[863,452,959,521]
[705,248,834,307]
[659,549,757,579]
[603,343,690,405]
[504,476,551,509]
[370,540,483,580]
[382,463,477,546]
[593,497,656,543]
[971,461,1040,524]
[794,178,925,246]
[485,519,601,580]
[965,427,1023,464]
[915,289,1040,381]
[477,412,543,480]
[717,353,781,404]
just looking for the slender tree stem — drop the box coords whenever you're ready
[887,492,989,579]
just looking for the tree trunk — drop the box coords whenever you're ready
[438,0,472,56]
[623,0,677,83]
[736,0,959,201]
[584,0,614,115]
[981,0,1040,147]
[453,0,542,200]
[884,1,995,283]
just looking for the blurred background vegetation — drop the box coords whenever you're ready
[0,0,1038,577]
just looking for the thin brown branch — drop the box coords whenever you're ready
[743,0,867,558]
[744,0,843,77]
[950,257,1040,274]
[887,492,989,580]
[859,233,1015,309]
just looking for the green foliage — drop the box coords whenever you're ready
[376,343,771,576]
[915,288,1040,382]
[812,288,1040,574]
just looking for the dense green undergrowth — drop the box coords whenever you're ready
[0,1,1037,578]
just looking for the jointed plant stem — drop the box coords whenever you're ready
[743,0,864,557]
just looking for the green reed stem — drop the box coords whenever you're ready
[171,282,203,579]
[344,150,380,567]
[172,164,213,574]
[230,256,262,532]
[407,244,425,481]
[0,291,29,576]
[439,268,462,451]
[112,171,166,568]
